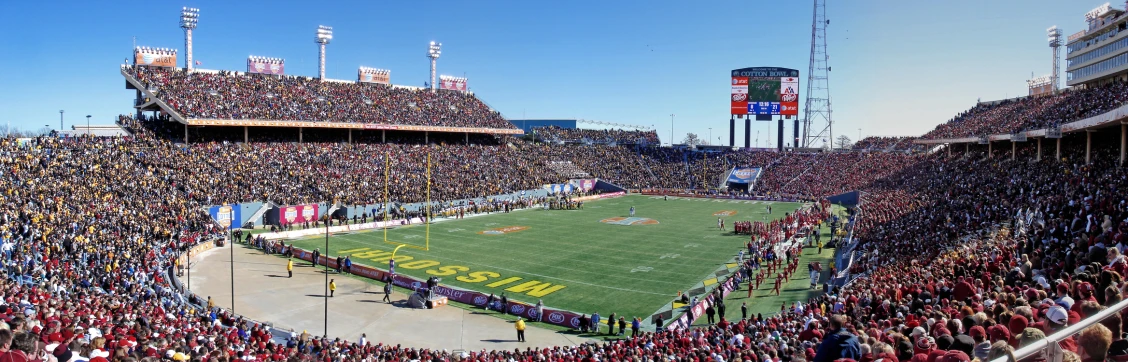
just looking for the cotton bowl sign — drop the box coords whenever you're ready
[280,204,319,225]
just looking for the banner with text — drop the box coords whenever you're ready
[208,204,242,229]
[290,247,588,330]
[278,204,319,226]
[134,48,178,67]
[247,57,285,75]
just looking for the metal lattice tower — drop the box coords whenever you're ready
[1048,26,1062,93]
[803,0,833,148]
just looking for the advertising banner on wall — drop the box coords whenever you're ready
[569,179,597,192]
[439,75,468,91]
[278,204,319,225]
[208,204,242,229]
[134,47,178,67]
[358,67,391,84]
[247,56,285,75]
[725,167,762,184]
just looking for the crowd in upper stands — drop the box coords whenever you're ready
[532,126,660,145]
[922,80,1128,140]
[852,137,920,153]
[125,67,515,130]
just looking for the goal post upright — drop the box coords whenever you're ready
[384,152,389,245]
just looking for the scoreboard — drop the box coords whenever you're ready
[730,67,800,117]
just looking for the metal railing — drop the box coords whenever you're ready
[992,295,1128,362]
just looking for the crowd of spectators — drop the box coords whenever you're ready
[852,137,920,152]
[922,80,1128,140]
[6,113,1128,362]
[532,126,660,145]
[125,67,515,130]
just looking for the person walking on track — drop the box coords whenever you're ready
[287,258,293,278]
[383,279,393,303]
[329,279,337,297]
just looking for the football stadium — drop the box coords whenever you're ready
[5,1,1128,361]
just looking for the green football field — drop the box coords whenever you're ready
[288,195,819,324]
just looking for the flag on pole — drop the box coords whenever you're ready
[195,60,202,66]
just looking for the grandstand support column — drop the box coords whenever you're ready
[947,144,951,157]
[1037,138,1042,161]
[1087,130,1092,165]
[349,129,352,144]
[244,127,248,143]
[425,131,429,144]
[1056,138,1061,160]
[465,132,468,144]
[185,124,189,144]
[1121,123,1126,166]
[988,141,992,158]
[1011,141,1015,160]
[382,130,385,143]
[300,127,303,143]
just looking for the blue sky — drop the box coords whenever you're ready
[0,0,1106,146]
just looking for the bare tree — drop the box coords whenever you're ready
[682,133,703,146]
[835,135,852,149]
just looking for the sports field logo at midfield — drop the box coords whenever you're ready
[713,210,738,216]
[478,226,529,235]
[600,217,659,226]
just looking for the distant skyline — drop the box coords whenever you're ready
[0,0,1109,145]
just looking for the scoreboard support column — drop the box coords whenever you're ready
[777,117,784,152]
[744,118,751,149]
[729,118,735,147]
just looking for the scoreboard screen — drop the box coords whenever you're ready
[731,67,799,116]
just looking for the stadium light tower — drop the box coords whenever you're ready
[316,25,333,79]
[180,7,199,70]
[1048,26,1062,93]
[428,41,442,91]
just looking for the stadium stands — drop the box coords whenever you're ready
[921,80,1128,140]
[125,67,515,130]
[16,122,1128,362]
[532,126,660,145]
[14,63,1128,362]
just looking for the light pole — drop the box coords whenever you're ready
[316,26,333,79]
[324,205,331,338]
[85,115,91,136]
[1048,26,1062,93]
[670,114,674,146]
[708,127,712,146]
[427,41,442,91]
[59,110,63,131]
[857,128,861,141]
[180,7,199,70]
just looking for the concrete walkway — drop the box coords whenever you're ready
[188,244,592,351]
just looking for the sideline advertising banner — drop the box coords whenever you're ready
[279,204,319,226]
